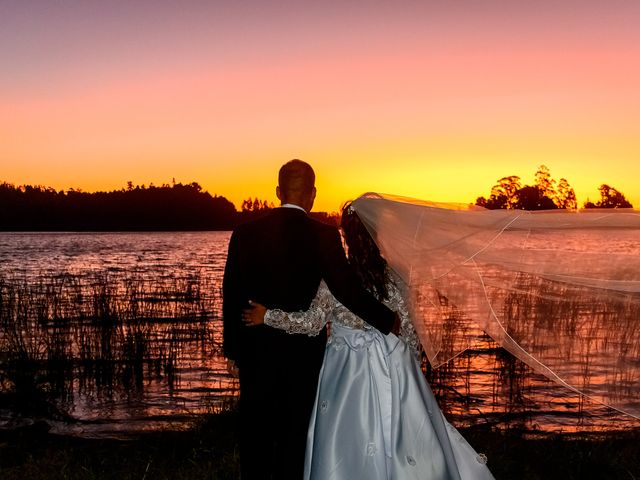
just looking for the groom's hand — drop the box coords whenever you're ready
[226,359,239,377]
[242,300,267,327]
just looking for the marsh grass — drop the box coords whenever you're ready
[419,271,640,432]
[0,271,222,423]
[2,268,638,434]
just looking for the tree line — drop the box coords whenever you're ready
[0,181,241,231]
[0,181,340,231]
[1,167,633,231]
[239,195,340,225]
[475,165,633,210]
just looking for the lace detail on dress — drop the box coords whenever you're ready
[332,302,368,330]
[263,272,421,357]
[263,281,331,336]
[385,274,421,358]
[326,272,417,340]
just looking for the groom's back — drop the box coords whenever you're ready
[223,206,333,365]
[238,208,328,311]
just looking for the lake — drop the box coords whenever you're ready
[1,231,639,437]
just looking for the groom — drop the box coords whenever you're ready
[223,159,397,479]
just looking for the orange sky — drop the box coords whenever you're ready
[2,1,639,211]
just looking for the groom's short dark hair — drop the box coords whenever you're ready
[278,159,315,196]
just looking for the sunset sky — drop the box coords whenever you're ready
[2,0,639,211]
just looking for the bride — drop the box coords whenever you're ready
[243,200,495,480]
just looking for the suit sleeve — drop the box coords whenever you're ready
[222,230,244,361]
[320,227,395,335]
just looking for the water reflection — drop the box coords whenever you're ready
[0,232,237,437]
[0,232,639,437]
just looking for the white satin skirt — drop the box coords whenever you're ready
[303,324,495,480]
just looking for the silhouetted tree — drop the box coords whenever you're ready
[241,197,274,212]
[238,197,275,223]
[534,165,556,200]
[475,192,508,209]
[477,177,521,209]
[493,176,522,209]
[513,185,557,210]
[476,176,521,209]
[555,178,577,209]
[584,184,633,209]
[476,166,570,210]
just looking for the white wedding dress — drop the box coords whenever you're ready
[265,275,495,480]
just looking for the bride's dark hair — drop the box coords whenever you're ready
[341,201,389,301]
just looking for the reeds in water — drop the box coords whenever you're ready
[0,270,223,423]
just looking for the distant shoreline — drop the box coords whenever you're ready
[0,182,340,232]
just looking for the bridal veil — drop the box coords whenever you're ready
[352,193,640,419]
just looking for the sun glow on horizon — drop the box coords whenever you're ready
[2,1,639,212]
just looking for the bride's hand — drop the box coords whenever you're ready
[242,300,267,327]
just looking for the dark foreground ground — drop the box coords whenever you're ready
[1,411,639,480]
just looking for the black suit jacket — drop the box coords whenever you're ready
[222,207,395,365]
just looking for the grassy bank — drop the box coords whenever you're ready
[1,411,639,480]
[0,412,240,480]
